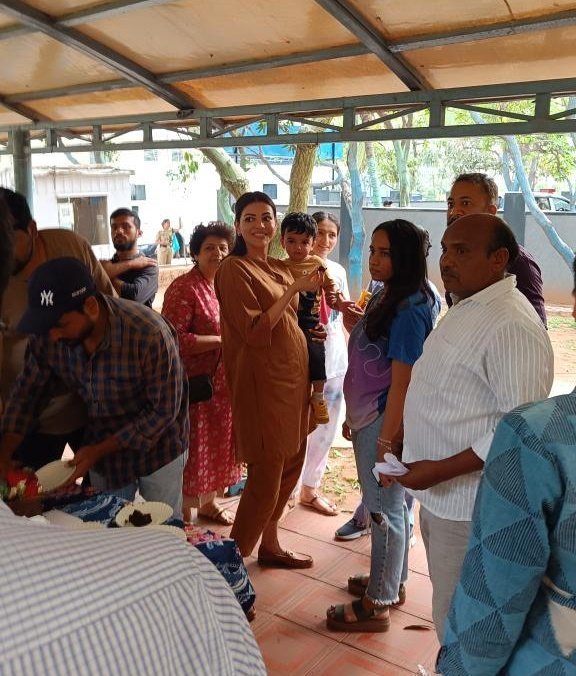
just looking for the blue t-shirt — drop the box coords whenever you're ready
[344,287,440,431]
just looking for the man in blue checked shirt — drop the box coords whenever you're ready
[0,257,189,519]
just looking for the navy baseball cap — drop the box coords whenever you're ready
[17,257,96,336]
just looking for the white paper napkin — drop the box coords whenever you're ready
[372,453,409,481]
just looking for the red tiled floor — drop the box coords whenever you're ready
[319,548,370,589]
[278,578,353,640]
[247,563,318,614]
[247,503,438,675]
[343,608,439,671]
[254,616,339,675]
[311,643,415,675]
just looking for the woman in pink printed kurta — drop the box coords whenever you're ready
[162,223,240,524]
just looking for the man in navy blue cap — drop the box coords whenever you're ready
[0,257,189,518]
[0,187,115,471]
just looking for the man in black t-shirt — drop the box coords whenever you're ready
[102,208,158,308]
[446,173,547,326]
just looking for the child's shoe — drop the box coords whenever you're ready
[311,398,330,424]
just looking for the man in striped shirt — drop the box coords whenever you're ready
[0,500,265,675]
[0,257,189,519]
[393,214,553,641]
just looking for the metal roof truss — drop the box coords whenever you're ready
[4,78,576,156]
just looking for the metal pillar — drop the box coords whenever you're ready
[502,192,526,245]
[338,192,351,265]
[12,128,33,211]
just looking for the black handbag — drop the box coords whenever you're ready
[187,351,221,404]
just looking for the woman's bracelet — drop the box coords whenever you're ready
[376,437,392,451]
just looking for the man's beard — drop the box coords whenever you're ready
[59,320,94,347]
[113,239,136,253]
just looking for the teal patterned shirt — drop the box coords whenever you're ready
[439,392,576,675]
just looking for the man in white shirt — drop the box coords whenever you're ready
[393,213,554,641]
[0,501,265,676]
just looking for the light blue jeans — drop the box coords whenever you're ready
[352,413,409,605]
[90,452,187,521]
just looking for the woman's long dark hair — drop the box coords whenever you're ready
[364,219,432,342]
[230,191,277,256]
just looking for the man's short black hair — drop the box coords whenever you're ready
[0,187,33,232]
[488,217,520,267]
[280,212,317,239]
[453,173,499,206]
[110,208,141,230]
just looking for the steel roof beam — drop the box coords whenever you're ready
[391,8,576,52]
[313,0,429,90]
[0,95,47,122]
[4,76,576,133]
[62,0,176,26]
[0,0,197,111]
[8,117,576,157]
[0,0,174,39]
[8,44,371,103]
[161,44,370,82]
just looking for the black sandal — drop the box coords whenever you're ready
[326,598,390,633]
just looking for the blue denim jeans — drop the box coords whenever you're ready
[352,413,409,605]
[90,451,187,521]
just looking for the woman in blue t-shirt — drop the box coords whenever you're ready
[327,219,440,632]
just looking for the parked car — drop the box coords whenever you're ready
[138,243,157,259]
[500,192,574,212]
[533,192,573,212]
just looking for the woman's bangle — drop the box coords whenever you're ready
[376,437,392,450]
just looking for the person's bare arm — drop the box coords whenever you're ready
[394,449,484,491]
[100,257,157,281]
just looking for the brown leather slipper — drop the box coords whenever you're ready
[257,547,314,569]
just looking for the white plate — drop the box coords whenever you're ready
[43,509,86,529]
[115,502,173,527]
[35,461,75,492]
[150,525,187,541]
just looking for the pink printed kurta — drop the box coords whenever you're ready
[162,267,240,499]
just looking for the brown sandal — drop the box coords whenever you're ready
[326,599,390,633]
[300,493,339,516]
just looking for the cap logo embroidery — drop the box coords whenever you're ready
[40,290,54,306]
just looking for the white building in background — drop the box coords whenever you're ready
[0,143,344,256]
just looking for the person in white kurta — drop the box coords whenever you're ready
[298,213,350,515]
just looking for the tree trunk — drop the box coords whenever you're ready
[347,142,365,298]
[504,135,573,266]
[200,147,250,199]
[365,140,382,206]
[393,139,411,207]
[467,110,572,267]
[216,185,234,225]
[287,144,317,213]
[528,155,538,190]
[501,149,514,191]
